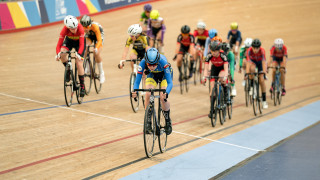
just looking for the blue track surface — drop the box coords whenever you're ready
[121,101,320,180]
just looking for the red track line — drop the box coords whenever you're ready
[0,81,319,175]
[0,0,161,34]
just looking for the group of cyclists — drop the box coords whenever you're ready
[55,3,288,135]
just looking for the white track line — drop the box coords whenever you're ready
[1,92,264,152]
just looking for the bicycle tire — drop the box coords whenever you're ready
[252,80,258,116]
[158,99,167,153]
[184,55,189,93]
[129,73,140,113]
[64,67,73,107]
[143,104,156,158]
[210,86,217,127]
[83,57,93,95]
[180,74,184,94]
[193,57,199,85]
[257,80,263,114]
[199,56,204,84]
[245,79,249,107]
[278,84,282,105]
[219,86,225,125]
[74,65,83,104]
[273,80,278,106]
[93,59,102,94]
[227,86,233,119]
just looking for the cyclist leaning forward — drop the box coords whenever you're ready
[246,38,268,109]
[120,24,149,70]
[202,41,229,118]
[80,15,105,83]
[132,48,173,135]
[173,25,196,81]
[239,38,253,85]
[193,21,209,60]
[227,22,242,62]
[140,4,152,34]
[55,15,86,97]
[268,38,287,96]
[221,42,237,96]
[147,10,166,54]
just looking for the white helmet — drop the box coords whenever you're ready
[127,24,142,36]
[244,38,253,48]
[64,15,78,29]
[274,38,284,49]
[197,21,206,29]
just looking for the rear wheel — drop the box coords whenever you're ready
[74,66,83,104]
[129,73,140,113]
[93,59,102,94]
[219,86,226,125]
[64,67,73,107]
[83,57,92,95]
[183,55,189,93]
[158,103,167,153]
[143,104,155,158]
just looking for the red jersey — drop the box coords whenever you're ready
[56,25,85,55]
[205,50,228,67]
[193,30,209,40]
[177,34,195,47]
[270,45,287,58]
[246,47,266,62]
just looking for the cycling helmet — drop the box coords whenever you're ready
[244,38,253,48]
[209,40,221,51]
[221,42,230,53]
[181,25,190,34]
[127,24,142,36]
[64,15,78,29]
[212,36,222,42]
[150,10,159,20]
[251,38,261,48]
[145,48,160,65]
[274,38,284,49]
[144,4,152,11]
[80,15,91,27]
[208,29,217,39]
[230,22,238,30]
[197,21,206,29]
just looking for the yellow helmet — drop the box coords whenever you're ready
[150,10,160,20]
[230,22,238,30]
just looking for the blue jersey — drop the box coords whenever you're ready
[227,30,242,43]
[134,54,173,94]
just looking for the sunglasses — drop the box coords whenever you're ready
[147,63,158,67]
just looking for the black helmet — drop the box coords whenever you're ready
[181,25,190,34]
[251,38,261,48]
[221,42,230,53]
[210,40,221,51]
[80,15,92,27]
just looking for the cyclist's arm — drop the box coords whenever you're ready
[56,27,67,54]
[161,20,166,32]
[142,35,149,50]
[203,37,210,57]
[226,31,232,43]
[236,31,242,44]
[133,60,146,90]
[239,47,245,68]
[163,66,173,94]
[78,26,85,55]
[92,24,103,50]
[204,55,211,77]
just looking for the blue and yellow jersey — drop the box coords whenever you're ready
[134,54,173,94]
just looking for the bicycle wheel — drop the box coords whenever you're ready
[252,80,258,116]
[210,86,217,127]
[193,57,199,85]
[83,57,93,95]
[245,79,249,107]
[129,73,140,113]
[278,84,282,105]
[199,56,204,83]
[158,101,167,153]
[227,86,233,119]
[180,75,184,94]
[257,80,263,114]
[219,86,226,125]
[184,56,189,93]
[93,59,102,94]
[64,67,73,107]
[273,81,278,106]
[143,104,156,158]
[74,66,83,104]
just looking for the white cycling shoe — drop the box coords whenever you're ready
[262,101,268,109]
[100,72,105,84]
[231,86,237,96]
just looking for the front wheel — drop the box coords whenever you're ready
[83,57,93,95]
[210,87,217,127]
[158,105,167,153]
[74,66,83,104]
[129,73,140,113]
[143,104,156,158]
[64,68,73,107]
[227,86,233,119]
[252,80,259,116]
[93,59,102,94]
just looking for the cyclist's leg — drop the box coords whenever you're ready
[160,79,172,135]
[258,60,267,108]
[145,75,157,108]
[271,59,279,91]
[188,46,195,77]
[177,47,185,81]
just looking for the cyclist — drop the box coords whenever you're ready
[140,4,152,33]
[120,24,149,71]
[246,38,268,109]
[203,29,223,57]
[239,38,253,85]
[268,38,287,96]
[80,15,105,84]
[227,22,242,62]
[55,15,86,97]
[193,21,209,60]
[202,41,229,118]
[131,48,173,135]
[221,42,236,96]
[173,25,196,81]
[147,10,166,54]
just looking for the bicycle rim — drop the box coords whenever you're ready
[245,81,249,107]
[129,73,139,113]
[210,93,216,127]
[252,81,258,116]
[75,67,83,104]
[158,105,167,153]
[257,82,262,114]
[278,84,282,105]
[93,60,102,94]
[83,58,92,95]
[184,58,189,92]
[219,87,225,125]
[193,57,198,85]
[228,90,233,120]
[273,82,277,106]
[143,104,155,158]
[64,69,73,107]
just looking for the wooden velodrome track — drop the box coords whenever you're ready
[1,0,320,179]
